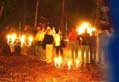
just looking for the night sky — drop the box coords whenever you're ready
[0,0,96,28]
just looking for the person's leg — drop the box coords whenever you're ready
[46,44,49,63]
[74,43,78,59]
[70,42,74,59]
[56,46,59,56]
[93,46,96,63]
[39,46,45,61]
[60,46,63,57]
[90,46,93,63]
[81,46,85,65]
[85,45,90,64]
[46,44,53,63]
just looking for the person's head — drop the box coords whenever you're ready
[36,26,42,31]
[71,26,76,32]
[84,29,88,33]
[92,31,96,36]
[55,29,59,34]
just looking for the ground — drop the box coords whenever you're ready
[0,54,108,82]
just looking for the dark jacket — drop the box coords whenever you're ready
[42,34,53,49]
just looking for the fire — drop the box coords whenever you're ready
[28,35,34,46]
[20,35,26,46]
[67,59,72,70]
[75,59,80,68]
[6,33,34,47]
[11,33,17,44]
[54,57,58,67]
[54,57,81,70]
[76,22,96,36]
[6,34,11,44]
[57,56,62,68]
[54,56,62,68]
[6,33,17,45]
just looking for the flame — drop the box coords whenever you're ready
[28,36,34,46]
[6,34,11,44]
[54,57,58,67]
[67,60,72,70]
[20,35,26,46]
[11,33,17,44]
[54,56,62,68]
[75,59,80,68]
[76,22,96,36]
[6,32,34,47]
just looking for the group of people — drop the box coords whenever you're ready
[68,26,112,66]
[35,26,65,63]
[0,24,112,66]
[68,27,97,65]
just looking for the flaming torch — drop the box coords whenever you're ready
[11,33,17,45]
[20,35,26,47]
[6,34,11,44]
[28,36,34,46]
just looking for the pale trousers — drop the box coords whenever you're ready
[46,44,53,63]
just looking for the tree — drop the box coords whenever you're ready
[0,3,4,17]
[34,0,40,29]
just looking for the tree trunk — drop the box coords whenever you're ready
[0,5,4,17]
[34,0,39,30]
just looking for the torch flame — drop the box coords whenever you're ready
[20,35,26,46]
[28,36,34,46]
[11,33,17,44]
[6,34,11,44]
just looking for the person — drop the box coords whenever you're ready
[35,26,45,61]
[42,28,54,63]
[89,31,97,64]
[80,29,90,65]
[68,27,79,61]
[54,29,63,57]
[98,30,109,64]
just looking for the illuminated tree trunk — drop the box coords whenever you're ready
[0,5,4,17]
[34,0,39,29]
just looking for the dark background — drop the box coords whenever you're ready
[0,0,96,29]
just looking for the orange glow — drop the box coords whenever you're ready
[57,56,62,68]
[67,60,72,70]
[11,33,17,44]
[6,33,34,47]
[54,57,58,68]
[20,35,26,46]
[76,22,96,36]
[54,56,62,68]
[75,59,80,68]
[28,36,34,46]
[6,34,11,44]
